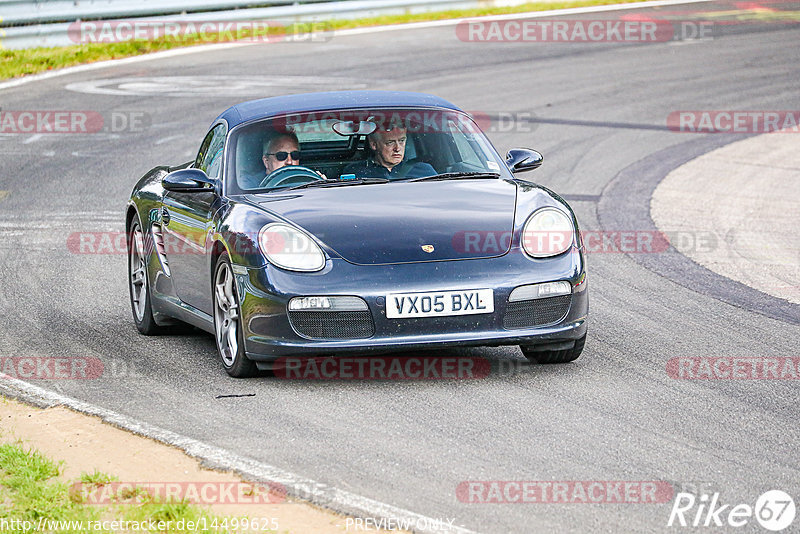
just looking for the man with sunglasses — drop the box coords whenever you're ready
[238,130,303,189]
[250,129,327,187]
[262,130,301,174]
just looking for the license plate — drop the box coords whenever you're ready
[386,289,494,319]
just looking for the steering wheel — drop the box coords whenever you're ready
[259,166,324,188]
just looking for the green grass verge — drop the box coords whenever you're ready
[0,0,653,80]
[0,442,100,532]
[79,470,118,486]
[0,441,269,533]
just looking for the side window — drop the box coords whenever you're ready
[448,120,483,168]
[195,124,226,179]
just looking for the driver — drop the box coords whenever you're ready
[262,130,301,175]
[238,129,301,189]
[343,125,435,180]
[252,129,327,187]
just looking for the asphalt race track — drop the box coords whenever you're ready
[1,1,799,532]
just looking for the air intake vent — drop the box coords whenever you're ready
[503,295,571,329]
[288,310,375,340]
[151,224,171,277]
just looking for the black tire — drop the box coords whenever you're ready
[521,334,586,364]
[212,252,257,378]
[128,220,163,335]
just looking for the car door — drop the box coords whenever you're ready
[162,123,226,314]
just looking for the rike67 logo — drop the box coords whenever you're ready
[668,490,796,531]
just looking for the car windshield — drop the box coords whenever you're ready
[226,107,511,194]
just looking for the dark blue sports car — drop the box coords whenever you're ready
[126,91,588,377]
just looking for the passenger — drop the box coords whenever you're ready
[343,125,435,180]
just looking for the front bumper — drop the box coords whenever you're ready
[236,248,588,361]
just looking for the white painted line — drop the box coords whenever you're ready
[64,74,368,96]
[0,376,479,534]
[0,0,716,93]
[0,42,254,92]
[22,134,43,144]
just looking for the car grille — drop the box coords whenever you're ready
[288,310,375,340]
[503,295,572,329]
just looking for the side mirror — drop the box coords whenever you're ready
[506,149,543,173]
[163,169,215,192]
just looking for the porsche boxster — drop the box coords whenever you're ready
[126,91,588,377]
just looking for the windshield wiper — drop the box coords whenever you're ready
[277,177,389,191]
[407,172,501,182]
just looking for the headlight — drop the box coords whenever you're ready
[522,207,575,258]
[258,223,326,272]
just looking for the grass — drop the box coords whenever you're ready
[0,442,98,531]
[79,470,117,486]
[121,497,219,533]
[0,441,265,533]
[0,0,653,80]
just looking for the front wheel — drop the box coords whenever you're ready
[128,220,163,335]
[213,253,257,378]
[521,334,586,364]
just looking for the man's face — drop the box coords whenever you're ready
[370,128,407,170]
[263,136,300,173]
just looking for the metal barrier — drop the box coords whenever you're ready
[0,0,316,25]
[0,0,529,49]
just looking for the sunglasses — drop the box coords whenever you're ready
[266,151,301,162]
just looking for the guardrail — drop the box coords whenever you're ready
[0,0,317,26]
[0,0,529,49]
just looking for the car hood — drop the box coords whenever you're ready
[245,179,517,265]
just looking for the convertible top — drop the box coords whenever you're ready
[214,91,462,128]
